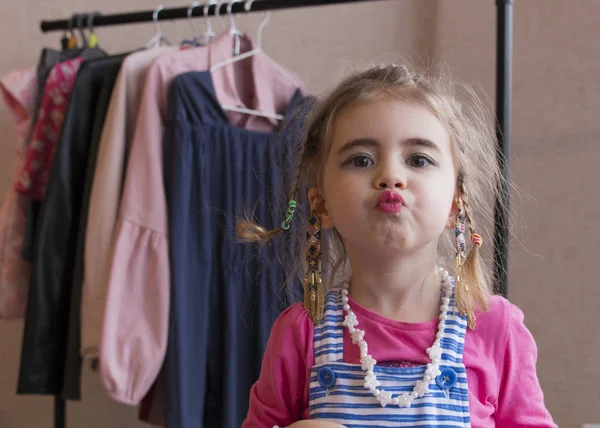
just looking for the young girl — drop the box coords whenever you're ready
[239,63,556,427]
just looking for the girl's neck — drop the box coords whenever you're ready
[345,244,442,323]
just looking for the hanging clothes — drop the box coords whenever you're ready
[14,57,84,200]
[25,47,102,150]
[100,32,304,405]
[163,71,309,428]
[17,54,125,398]
[0,67,37,319]
[62,56,128,399]
[21,47,103,262]
[21,49,83,264]
[82,46,176,360]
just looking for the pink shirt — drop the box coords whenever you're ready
[82,46,176,360]
[100,33,304,405]
[243,294,557,428]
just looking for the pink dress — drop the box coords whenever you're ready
[0,67,37,319]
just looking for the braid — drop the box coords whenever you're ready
[236,125,312,242]
[460,185,477,237]
[289,134,311,204]
[455,180,489,329]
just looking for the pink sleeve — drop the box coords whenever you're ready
[84,48,175,360]
[242,303,314,428]
[99,63,171,405]
[495,303,557,427]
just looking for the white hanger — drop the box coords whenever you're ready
[214,0,301,88]
[210,0,267,71]
[146,5,171,48]
[202,0,218,44]
[184,2,202,46]
[210,0,300,121]
[227,0,245,55]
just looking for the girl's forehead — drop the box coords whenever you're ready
[330,98,450,150]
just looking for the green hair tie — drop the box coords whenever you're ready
[281,200,297,230]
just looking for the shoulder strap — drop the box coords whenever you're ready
[313,289,344,365]
[440,278,469,364]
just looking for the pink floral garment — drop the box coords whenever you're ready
[0,67,37,319]
[15,57,82,200]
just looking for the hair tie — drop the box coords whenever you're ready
[470,233,482,247]
[281,200,297,230]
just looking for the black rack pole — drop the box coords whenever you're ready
[40,0,388,32]
[54,395,66,428]
[494,0,513,298]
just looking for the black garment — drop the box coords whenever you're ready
[164,71,308,428]
[62,58,124,399]
[22,48,79,263]
[22,47,105,262]
[21,200,41,262]
[18,54,126,399]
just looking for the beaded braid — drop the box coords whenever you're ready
[455,182,486,329]
[288,135,311,210]
[461,191,479,243]
[236,129,311,240]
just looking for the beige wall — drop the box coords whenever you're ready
[0,1,598,427]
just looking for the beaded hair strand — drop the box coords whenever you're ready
[455,180,486,329]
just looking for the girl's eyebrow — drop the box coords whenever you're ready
[337,137,440,155]
[405,138,441,153]
[337,138,379,155]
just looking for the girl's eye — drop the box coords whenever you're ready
[407,154,435,168]
[345,155,374,168]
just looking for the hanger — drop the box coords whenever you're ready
[227,0,245,55]
[210,0,288,121]
[73,13,107,58]
[202,1,218,44]
[76,13,89,48]
[211,0,300,87]
[146,5,171,48]
[213,1,242,54]
[181,2,202,47]
[66,13,85,49]
[87,12,100,48]
[61,14,76,50]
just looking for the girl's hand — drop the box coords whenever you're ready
[287,421,346,428]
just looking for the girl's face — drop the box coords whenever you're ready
[317,97,458,260]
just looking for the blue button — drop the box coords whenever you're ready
[318,367,336,389]
[436,368,458,390]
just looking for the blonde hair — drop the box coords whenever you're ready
[237,61,506,327]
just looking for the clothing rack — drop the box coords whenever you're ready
[38,1,513,427]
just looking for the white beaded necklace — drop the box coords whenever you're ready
[341,266,452,408]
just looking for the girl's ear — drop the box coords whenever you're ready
[445,194,459,230]
[308,188,334,229]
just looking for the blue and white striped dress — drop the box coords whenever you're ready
[308,285,471,427]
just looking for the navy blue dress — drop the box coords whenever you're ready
[163,71,310,428]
